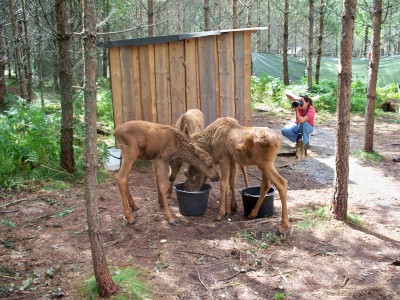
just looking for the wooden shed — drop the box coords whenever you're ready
[101,28,260,129]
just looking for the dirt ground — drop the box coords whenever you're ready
[1,109,399,300]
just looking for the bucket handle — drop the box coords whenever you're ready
[109,153,121,160]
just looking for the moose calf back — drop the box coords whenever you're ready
[176,109,205,136]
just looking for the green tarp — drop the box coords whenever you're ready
[252,53,400,87]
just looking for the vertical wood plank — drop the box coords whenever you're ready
[148,44,157,123]
[185,38,199,110]
[169,41,186,124]
[234,32,245,125]
[109,47,123,129]
[132,47,142,120]
[243,31,252,126]
[120,46,135,123]
[217,32,234,119]
[138,46,151,122]
[214,36,220,119]
[154,43,170,124]
[198,36,217,126]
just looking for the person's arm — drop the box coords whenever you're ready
[295,108,309,124]
[285,90,300,102]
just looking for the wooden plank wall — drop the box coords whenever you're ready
[109,31,252,129]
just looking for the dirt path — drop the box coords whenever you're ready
[0,110,399,300]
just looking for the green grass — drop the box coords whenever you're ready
[84,267,151,300]
[346,212,363,227]
[353,150,384,162]
[273,292,287,300]
[297,206,331,230]
[297,206,364,230]
[237,227,281,250]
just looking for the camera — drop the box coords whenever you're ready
[292,100,304,108]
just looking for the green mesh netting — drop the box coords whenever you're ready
[252,53,400,87]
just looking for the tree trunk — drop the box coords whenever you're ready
[53,26,60,92]
[267,0,271,53]
[276,25,281,54]
[282,0,289,85]
[21,0,33,102]
[363,0,382,153]
[387,9,392,55]
[6,37,12,79]
[34,3,44,106]
[9,0,28,99]
[0,25,5,106]
[332,0,357,221]
[363,25,369,58]
[307,0,314,91]
[315,0,325,84]
[256,0,261,52]
[102,0,110,77]
[83,0,120,297]
[56,0,75,173]
[204,0,210,31]
[148,0,154,37]
[397,33,400,55]
[69,0,81,87]
[37,34,44,107]
[232,0,238,29]
[246,0,252,27]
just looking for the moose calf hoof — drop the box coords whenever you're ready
[126,215,137,225]
[168,219,178,226]
[279,224,289,234]
[216,214,223,221]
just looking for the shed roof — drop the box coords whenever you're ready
[98,27,266,48]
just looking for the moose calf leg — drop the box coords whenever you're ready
[154,160,177,225]
[261,165,289,233]
[229,161,238,213]
[167,161,182,197]
[126,190,139,211]
[240,165,249,188]
[217,160,231,221]
[116,163,136,224]
[248,175,270,220]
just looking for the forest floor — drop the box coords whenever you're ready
[1,109,400,300]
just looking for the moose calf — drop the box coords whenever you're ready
[183,117,249,199]
[167,109,205,196]
[114,120,220,225]
[184,117,288,234]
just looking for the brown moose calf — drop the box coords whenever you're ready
[184,117,288,233]
[114,120,220,225]
[183,117,249,199]
[167,109,205,196]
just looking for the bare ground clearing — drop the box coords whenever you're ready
[1,110,399,300]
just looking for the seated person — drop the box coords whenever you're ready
[281,91,315,148]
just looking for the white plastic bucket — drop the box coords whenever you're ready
[104,148,121,171]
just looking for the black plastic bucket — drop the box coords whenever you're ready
[174,183,211,216]
[241,186,275,218]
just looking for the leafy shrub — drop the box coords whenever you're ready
[97,83,114,128]
[251,76,395,114]
[0,99,61,187]
[0,95,111,188]
[311,80,337,112]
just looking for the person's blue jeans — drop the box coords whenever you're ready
[281,122,314,145]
